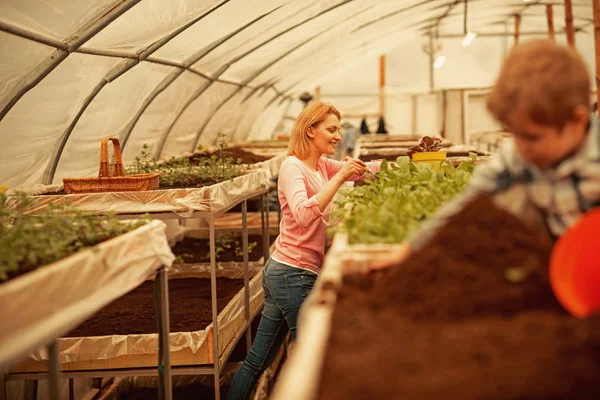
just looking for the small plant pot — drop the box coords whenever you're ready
[411,151,447,169]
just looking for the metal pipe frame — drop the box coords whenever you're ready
[0,372,5,400]
[209,214,221,400]
[1,186,267,393]
[4,363,246,380]
[0,0,142,120]
[156,266,172,400]
[242,200,252,353]
[265,194,271,261]
[47,341,60,400]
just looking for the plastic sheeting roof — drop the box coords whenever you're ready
[0,0,594,188]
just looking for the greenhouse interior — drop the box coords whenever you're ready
[0,0,599,399]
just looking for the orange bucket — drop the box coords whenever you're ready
[550,208,600,318]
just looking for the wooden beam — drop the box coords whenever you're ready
[433,31,563,39]
[565,0,576,48]
[412,95,418,134]
[314,85,321,102]
[379,55,386,118]
[594,0,600,106]
[429,33,435,91]
[515,14,521,45]
[546,5,555,42]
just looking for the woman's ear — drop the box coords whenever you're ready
[306,127,315,138]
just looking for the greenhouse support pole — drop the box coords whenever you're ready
[156,266,172,400]
[68,378,74,400]
[514,14,521,45]
[0,371,5,400]
[47,341,60,400]
[260,194,266,261]
[209,215,221,400]
[242,200,252,352]
[412,95,418,134]
[261,194,270,262]
[593,0,600,106]
[428,33,435,91]
[546,5,555,42]
[265,194,271,257]
[379,55,386,119]
[24,380,37,400]
[565,0,576,48]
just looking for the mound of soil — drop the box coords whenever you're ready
[171,235,276,263]
[66,278,245,337]
[318,195,600,400]
[189,147,272,165]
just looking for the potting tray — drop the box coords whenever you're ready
[6,170,269,218]
[273,196,600,400]
[9,264,264,373]
[0,220,174,370]
[171,234,277,263]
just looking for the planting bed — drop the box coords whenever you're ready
[121,383,231,400]
[187,147,272,165]
[171,235,277,263]
[319,195,600,400]
[66,278,243,337]
[359,150,488,162]
[37,177,232,194]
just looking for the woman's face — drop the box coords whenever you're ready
[308,113,341,155]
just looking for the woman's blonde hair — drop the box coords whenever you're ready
[288,102,341,159]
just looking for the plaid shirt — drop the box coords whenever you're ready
[410,116,600,249]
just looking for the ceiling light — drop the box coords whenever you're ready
[462,31,477,47]
[434,56,447,69]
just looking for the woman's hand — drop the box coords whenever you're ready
[337,156,368,180]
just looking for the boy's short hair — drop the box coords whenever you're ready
[487,39,591,129]
[288,102,341,159]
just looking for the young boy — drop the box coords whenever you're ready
[389,39,598,263]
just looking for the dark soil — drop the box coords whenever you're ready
[66,278,245,337]
[118,316,265,400]
[188,147,272,165]
[159,178,222,190]
[318,195,600,400]
[359,150,488,162]
[39,181,225,194]
[171,235,276,263]
[39,189,66,195]
[120,384,231,400]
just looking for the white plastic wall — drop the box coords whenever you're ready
[0,0,595,188]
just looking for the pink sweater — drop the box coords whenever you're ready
[272,156,380,274]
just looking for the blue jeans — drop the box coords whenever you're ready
[227,258,317,400]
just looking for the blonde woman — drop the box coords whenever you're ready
[227,102,380,399]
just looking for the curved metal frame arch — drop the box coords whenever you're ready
[155,0,359,156]
[0,0,142,120]
[119,5,285,152]
[0,0,594,184]
[43,0,232,183]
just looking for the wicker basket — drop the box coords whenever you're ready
[62,136,160,194]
